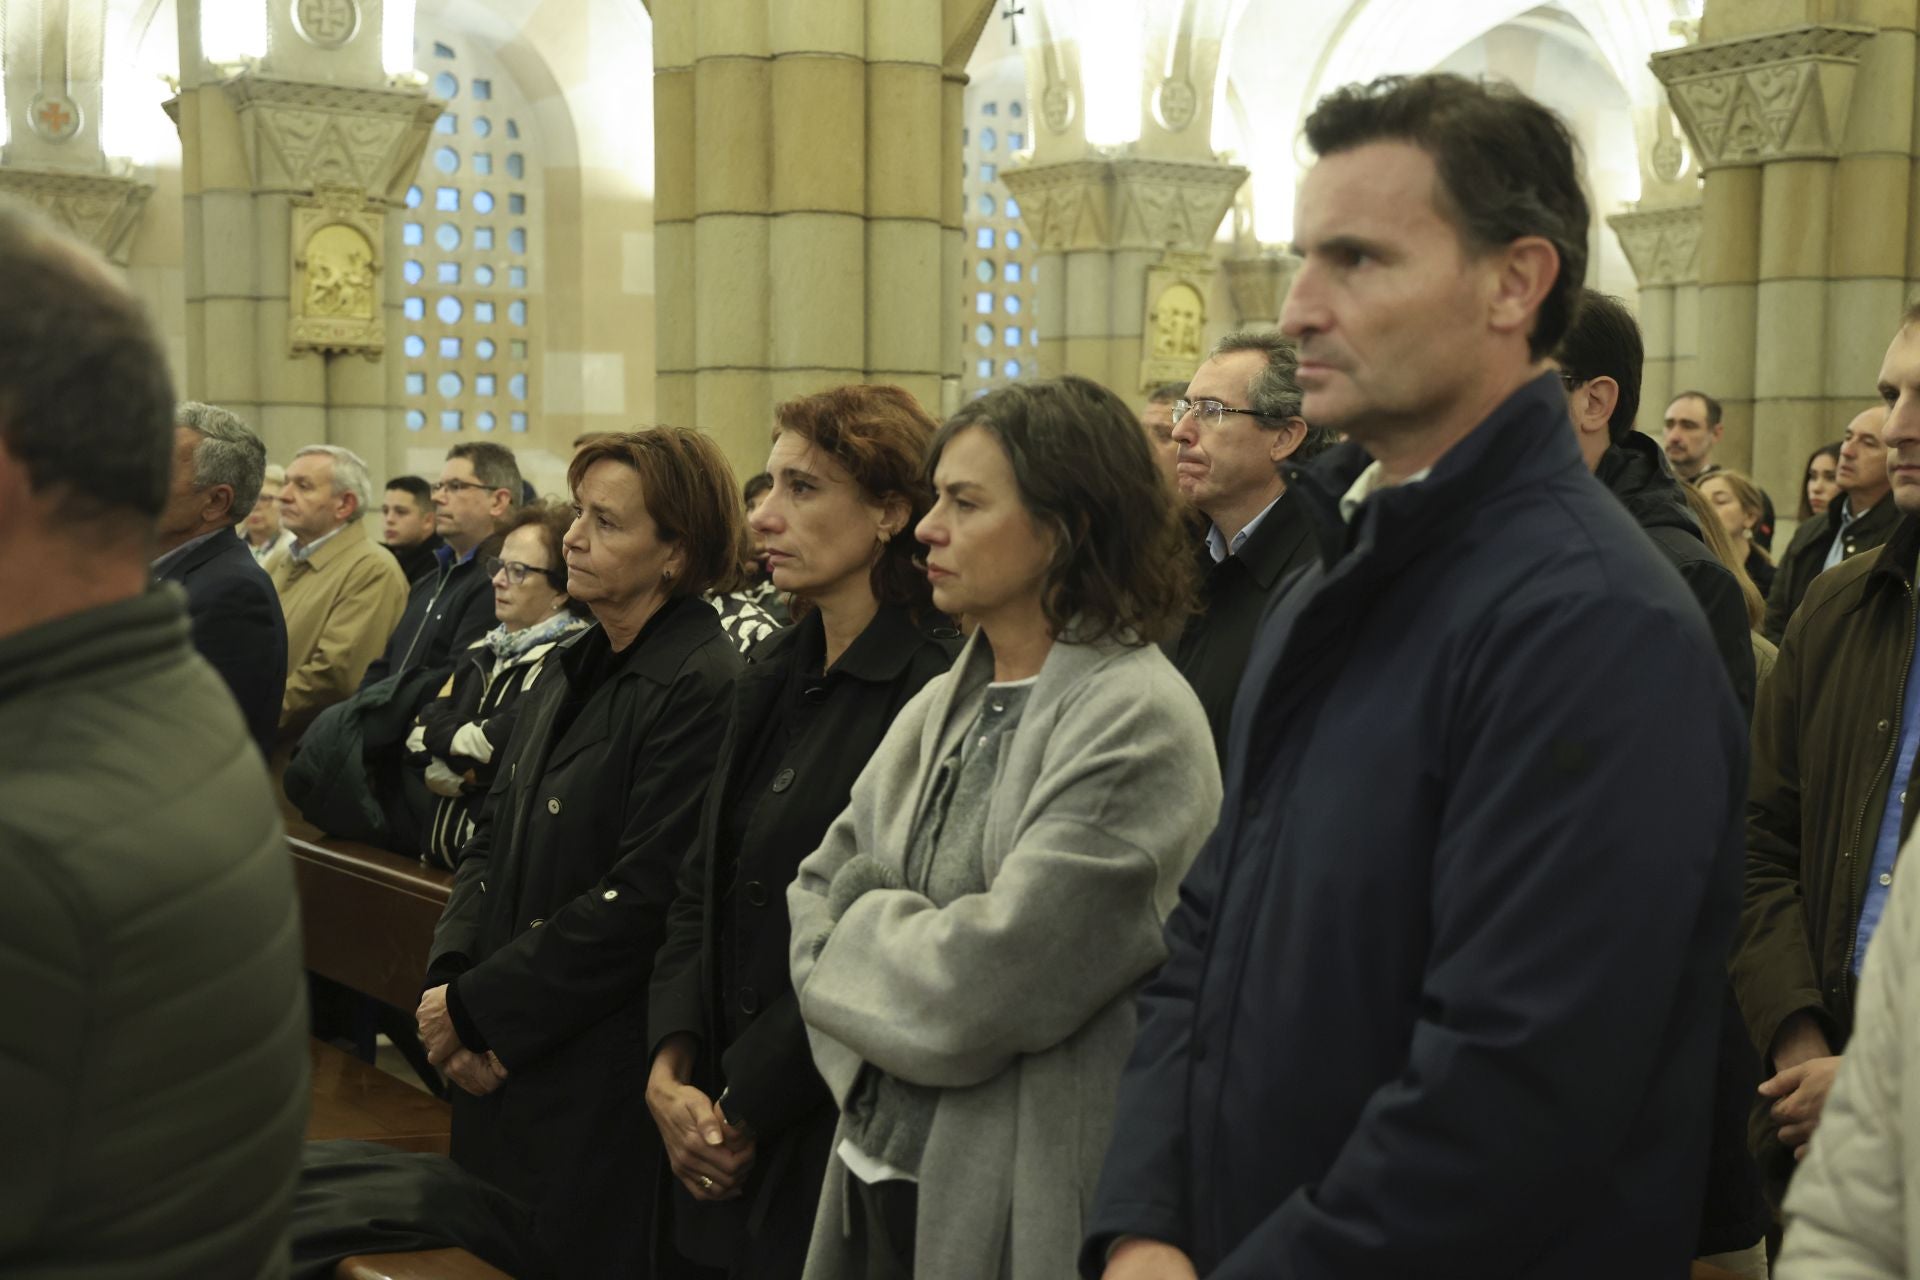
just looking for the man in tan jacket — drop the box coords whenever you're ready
[267,444,408,741]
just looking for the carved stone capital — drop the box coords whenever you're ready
[1608,203,1703,288]
[0,166,154,264]
[1223,253,1301,326]
[1651,24,1874,169]
[219,72,442,201]
[1003,157,1247,255]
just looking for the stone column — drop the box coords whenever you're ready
[0,0,154,264]
[1655,20,1875,501]
[1610,205,1702,435]
[650,0,996,479]
[169,0,437,473]
[1223,252,1301,328]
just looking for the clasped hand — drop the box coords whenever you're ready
[417,984,509,1097]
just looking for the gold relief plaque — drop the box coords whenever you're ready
[1137,252,1216,394]
[291,188,386,356]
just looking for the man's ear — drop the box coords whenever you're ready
[1269,417,1310,464]
[1582,376,1621,436]
[1487,235,1560,346]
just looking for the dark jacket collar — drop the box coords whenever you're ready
[1285,371,1582,571]
[1595,431,1703,541]
[159,525,255,581]
[1224,491,1312,590]
[0,587,189,706]
[556,594,723,686]
[1864,512,1920,597]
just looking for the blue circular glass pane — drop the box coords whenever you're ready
[508,300,527,325]
[509,374,528,400]
[434,72,458,99]
[474,265,495,286]
[435,223,461,251]
[477,412,497,432]
[473,191,495,214]
[403,334,425,358]
[438,372,463,397]
[406,410,426,431]
[476,338,497,359]
[434,147,459,175]
[405,185,423,209]
[402,260,423,285]
[474,116,493,137]
[436,296,463,324]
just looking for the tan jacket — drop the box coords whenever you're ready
[266,518,408,740]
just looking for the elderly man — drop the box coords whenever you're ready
[268,443,408,742]
[1764,405,1899,642]
[152,401,288,756]
[1090,74,1743,1278]
[0,198,307,1278]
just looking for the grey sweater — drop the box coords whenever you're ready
[789,631,1221,1279]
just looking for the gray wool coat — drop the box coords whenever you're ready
[787,629,1223,1280]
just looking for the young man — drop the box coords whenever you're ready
[1088,74,1744,1279]
[383,474,445,584]
[1668,389,1777,551]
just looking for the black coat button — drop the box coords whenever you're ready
[738,986,760,1015]
[772,768,795,793]
[801,682,829,706]
[745,880,769,907]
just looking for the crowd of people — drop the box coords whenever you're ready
[12,67,1920,1280]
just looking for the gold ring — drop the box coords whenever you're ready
[698,1175,715,1190]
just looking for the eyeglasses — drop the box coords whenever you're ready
[1558,372,1588,391]
[484,557,564,587]
[1174,398,1274,426]
[432,479,493,496]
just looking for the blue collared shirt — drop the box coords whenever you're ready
[1206,495,1282,564]
[288,524,347,564]
[1855,624,1920,973]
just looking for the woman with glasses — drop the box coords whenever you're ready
[414,428,747,1276]
[407,502,592,870]
[786,376,1221,1279]
[646,384,959,1279]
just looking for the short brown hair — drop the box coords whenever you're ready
[503,501,592,617]
[931,376,1196,645]
[774,384,941,618]
[566,428,743,601]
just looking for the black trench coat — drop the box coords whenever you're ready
[427,597,740,1277]
[648,603,959,1277]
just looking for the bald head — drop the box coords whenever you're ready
[0,197,175,543]
[1837,403,1892,510]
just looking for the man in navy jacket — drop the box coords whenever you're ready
[1087,73,1745,1279]
[153,402,287,757]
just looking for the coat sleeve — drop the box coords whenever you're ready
[1080,818,1229,1274]
[647,773,722,1059]
[1774,828,1916,1279]
[0,836,84,1261]
[1763,554,1796,645]
[1209,591,1745,1278]
[454,665,734,1070]
[792,680,1221,1094]
[1732,588,1833,1061]
[1677,555,1758,720]
[184,570,286,730]
[281,552,409,735]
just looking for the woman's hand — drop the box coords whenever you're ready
[645,1035,757,1201]
[416,984,461,1065]
[442,1048,509,1097]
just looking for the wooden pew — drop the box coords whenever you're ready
[281,799,453,1014]
[307,1038,451,1154]
[337,1249,510,1279]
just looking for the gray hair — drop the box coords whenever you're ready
[290,444,376,521]
[176,401,267,527]
[1209,329,1339,465]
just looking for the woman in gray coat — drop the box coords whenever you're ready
[788,376,1223,1279]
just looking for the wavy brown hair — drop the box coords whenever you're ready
[773,383,941,619]
[566,427,743,601]
[930,376,1196,646]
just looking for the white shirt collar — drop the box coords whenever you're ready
[1339,460,1433,524]
[289,523,347,564]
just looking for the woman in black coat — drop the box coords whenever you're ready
[416,428,748,1278]
[646,385,959,1278]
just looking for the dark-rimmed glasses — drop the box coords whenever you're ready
[484,557,565,588]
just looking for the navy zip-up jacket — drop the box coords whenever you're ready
[1085,373,1746,1279]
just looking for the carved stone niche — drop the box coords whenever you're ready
[1608,204,1703,289]
[1139,251,1215,393]
[290,186,385,356]
[0,168,154,264]
[1651,24,1874,169]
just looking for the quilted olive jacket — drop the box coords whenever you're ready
[0,588,309,1279]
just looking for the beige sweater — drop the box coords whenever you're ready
[265,519,408,740]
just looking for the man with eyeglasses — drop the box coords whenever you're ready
[346,445,517,844]
[1165,329,1336,758]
